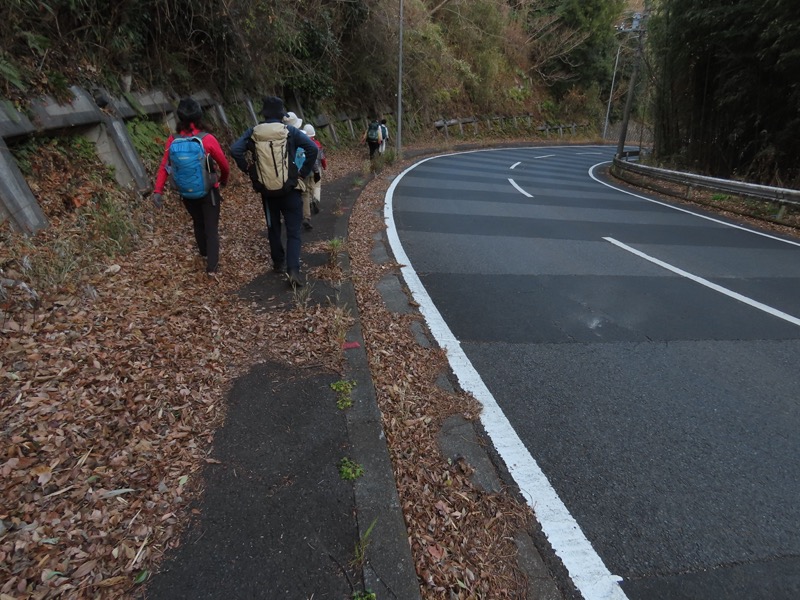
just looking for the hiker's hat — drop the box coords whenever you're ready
[260,96,286,119]
[303,124,316,138]
[177,97,203,125]
[284,111,303,129]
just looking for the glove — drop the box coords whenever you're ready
[151,193,163,208]
[313,172,321,183]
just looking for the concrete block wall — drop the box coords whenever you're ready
[434,115,590,140]
[0,87,234,233]
[2,84,559,234]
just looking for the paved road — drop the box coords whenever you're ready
[388,146,800,599]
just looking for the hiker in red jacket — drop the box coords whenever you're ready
[152,98,230,278]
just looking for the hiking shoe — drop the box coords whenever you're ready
[302,219,313,230]
[272,261,286,273]
[287,270,303,288]
[311,200,320,215]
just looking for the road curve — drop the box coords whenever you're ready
[386,145,800,600]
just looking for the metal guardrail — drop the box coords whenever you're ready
[612,156,800,207]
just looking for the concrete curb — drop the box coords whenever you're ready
[336,181,422,600]
[361,156,576,600]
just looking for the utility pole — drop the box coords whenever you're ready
[602,44,621,140]
[616,9,647,158]
[396,0,404,156]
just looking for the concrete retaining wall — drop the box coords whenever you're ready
[1,85,575,234]
[0,86,236,233]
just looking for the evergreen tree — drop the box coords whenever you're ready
[649,0,800,186]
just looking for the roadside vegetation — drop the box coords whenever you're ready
[2,0,800,597]
[646,0,800,187]
[0,0,628,127]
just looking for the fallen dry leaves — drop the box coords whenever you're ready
[346,153,533,598]
[10,133,780,600]
[0,142,354,599]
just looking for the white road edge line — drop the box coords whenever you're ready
[386,154,628,600]
[604,237,800,327]
[510,161,521,169]
[508,178,533,197]
[588,162,800,248]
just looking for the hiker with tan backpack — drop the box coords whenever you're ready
[230,96,318,287]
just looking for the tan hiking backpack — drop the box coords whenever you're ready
[251,122,298,197]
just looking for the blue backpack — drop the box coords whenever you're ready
[168,134,211,199]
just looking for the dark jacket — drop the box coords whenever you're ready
[230,119,318,180]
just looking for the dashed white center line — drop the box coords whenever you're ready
[604,237,800,327]
[508,178,533,197]
[510,161,521,169]
[385,153,629,600]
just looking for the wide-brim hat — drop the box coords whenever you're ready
[284,111,303,129]
[302,124,316,137]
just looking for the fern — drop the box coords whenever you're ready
[0,55,26,92]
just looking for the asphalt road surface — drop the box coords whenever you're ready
[387,145,800,599]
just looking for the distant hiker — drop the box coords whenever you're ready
[301,124,327,229]
[230,96,318,287]
[361,117,382,159]
[379,119,389,154]
[152,97,230,279]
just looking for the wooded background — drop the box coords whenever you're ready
[647,0,799,187]
[1,0,797,187]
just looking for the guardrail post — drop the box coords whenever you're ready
[88,115,151,194]
[0,139,48,232]
[245,98,259,125]
[323,115,339,144]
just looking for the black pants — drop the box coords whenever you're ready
[367,141,380,158]
[182,187,221,273]
[261,188,303,272]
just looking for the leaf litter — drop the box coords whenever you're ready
[0,138,550,599]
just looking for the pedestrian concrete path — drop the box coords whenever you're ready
[143,152,569,600]
[143,173,420,600]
